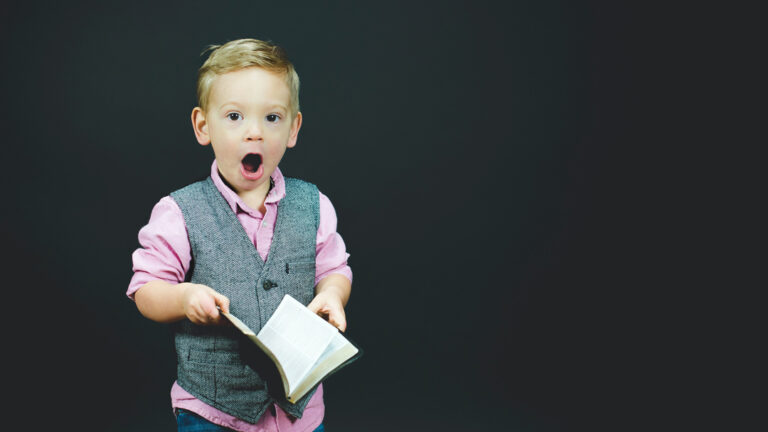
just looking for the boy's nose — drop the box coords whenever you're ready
[244,121,262,141]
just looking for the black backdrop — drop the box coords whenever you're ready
[1,1,739,431]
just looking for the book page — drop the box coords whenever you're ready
[288,331,358,401]
[256,295,337,393]
[316,331,354,367]
[220,310,256,337]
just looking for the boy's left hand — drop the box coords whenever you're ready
[307,291,346,332]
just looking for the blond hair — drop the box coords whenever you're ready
[196,39,300,116]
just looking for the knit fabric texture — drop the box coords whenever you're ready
[169,176,319,423]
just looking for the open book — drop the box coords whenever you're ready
[221,294,361,403]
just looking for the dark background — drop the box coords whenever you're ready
[1,1,744,431]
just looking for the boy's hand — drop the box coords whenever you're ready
[307,291,347,332]
[180,283,230,325]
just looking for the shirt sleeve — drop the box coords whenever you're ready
[126,196,192,300]
[315,191,353,285]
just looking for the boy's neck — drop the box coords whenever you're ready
[218,170,273,215]
[238,182,271,215]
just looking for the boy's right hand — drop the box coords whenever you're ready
[180,283,230,325]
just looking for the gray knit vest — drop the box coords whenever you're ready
[169,176,319,423]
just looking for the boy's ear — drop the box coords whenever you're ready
[286,112,303,149]
[191,107,211,145]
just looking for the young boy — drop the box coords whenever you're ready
[127,39,352,432]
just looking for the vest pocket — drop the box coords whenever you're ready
[215,364,266,392]
[284,261,316,305]
[187,348,240,364]
[286,261,315,274]
[180,350,268,407]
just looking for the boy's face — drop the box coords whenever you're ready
[192,67,301,197]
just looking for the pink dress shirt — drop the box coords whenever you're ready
[128,161,352,432]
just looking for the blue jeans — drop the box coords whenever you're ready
[176,409,325,432]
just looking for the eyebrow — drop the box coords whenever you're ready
[218,102,289,112]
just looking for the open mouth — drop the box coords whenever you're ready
[240,153,264,180]
[242,153,262,173]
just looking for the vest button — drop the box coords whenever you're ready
[263,280,277,290]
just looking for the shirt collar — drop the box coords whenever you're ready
[210,160,287,216]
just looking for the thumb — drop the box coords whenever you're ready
[306,296,322,314]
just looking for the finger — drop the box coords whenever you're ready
[198,303,215,324]
[200,295,219,321]
[189,305,207,325]
[326,308,347,332]
[316,305,331,321]
[213,292,230,314]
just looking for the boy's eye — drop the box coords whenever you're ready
[227,113,242,121]
[266,114,280,122]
